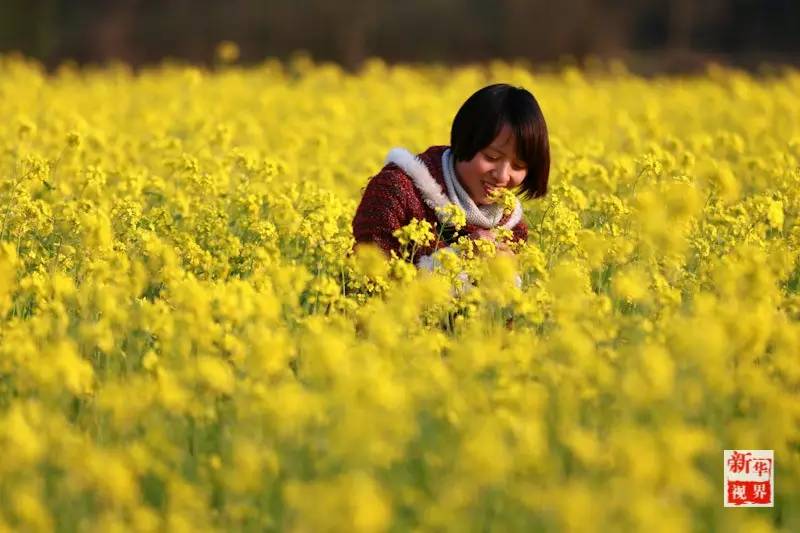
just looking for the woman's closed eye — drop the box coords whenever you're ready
[484,151,525,170]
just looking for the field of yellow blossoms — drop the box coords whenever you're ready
[0,51,799,531]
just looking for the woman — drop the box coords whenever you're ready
[352,83,550,270]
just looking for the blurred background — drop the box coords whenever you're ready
[1,0,799,73]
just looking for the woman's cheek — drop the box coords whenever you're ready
[475,160,493,174]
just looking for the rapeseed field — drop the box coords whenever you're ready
[1,52,799,531]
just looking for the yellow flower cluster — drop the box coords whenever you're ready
[391,218,434,252]
[487,186,518,215]
[0,52,798,531]
[435,203,467,230]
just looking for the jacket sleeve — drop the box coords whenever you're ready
[510,217,529,245]
[352,168,409,258]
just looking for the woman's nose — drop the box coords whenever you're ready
[493,161,511,185]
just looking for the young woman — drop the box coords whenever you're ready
[352,83,550,270]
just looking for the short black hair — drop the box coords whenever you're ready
[450,83,550,200]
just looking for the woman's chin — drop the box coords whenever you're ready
[481,193,498,205]
[470,188,494,205]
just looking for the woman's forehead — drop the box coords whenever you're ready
[488,124,517,152]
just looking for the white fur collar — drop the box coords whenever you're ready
[384,147,523,229]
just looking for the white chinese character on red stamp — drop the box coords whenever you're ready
[724,450,774,507]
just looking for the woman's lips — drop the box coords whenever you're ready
[482,182,496,196]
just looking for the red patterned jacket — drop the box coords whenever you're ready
[351,145,529,265]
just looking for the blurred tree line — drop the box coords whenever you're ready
[1,0,798,72]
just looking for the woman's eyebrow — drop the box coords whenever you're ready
[488,145,523,163]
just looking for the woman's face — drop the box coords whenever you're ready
[454,122,527,205]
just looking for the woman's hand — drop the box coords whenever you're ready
[495,241,514,256]
[469,228,495,241]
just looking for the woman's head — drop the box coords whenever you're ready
[450,83,549,204]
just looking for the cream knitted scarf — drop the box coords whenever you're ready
[441,148,505,229]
